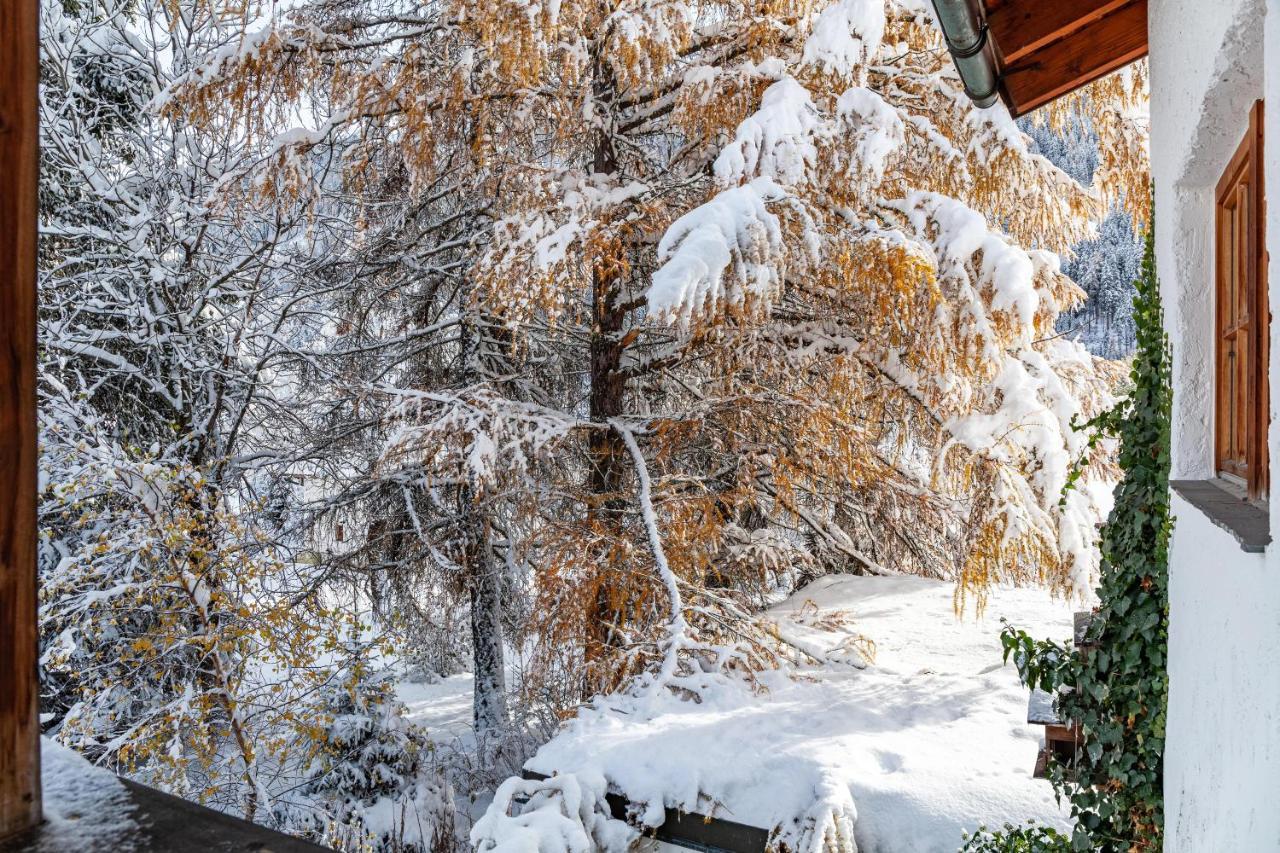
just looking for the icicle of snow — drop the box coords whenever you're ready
[800,0,886,80]
[647,178,786,331]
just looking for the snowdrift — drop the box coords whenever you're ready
[477,575,1076,853]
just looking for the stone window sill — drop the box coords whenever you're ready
[1170,479,1270,553]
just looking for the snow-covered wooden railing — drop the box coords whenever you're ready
[520,770,769,853]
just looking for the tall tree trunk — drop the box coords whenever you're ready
[463,485,509,734]
[585,59,630,673]
[460,302,510,734]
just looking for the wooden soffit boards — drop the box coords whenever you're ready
[984,0,1148,117]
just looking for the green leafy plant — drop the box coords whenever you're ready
[960,822,1073,853]
[1000,209,1171,852]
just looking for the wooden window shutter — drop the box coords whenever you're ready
[1215,100,1269,500]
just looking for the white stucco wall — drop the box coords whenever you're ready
[1152,0,1280,850]
[1164,495,1278,851]
[1151,0,1265,480]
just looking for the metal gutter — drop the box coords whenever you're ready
[929,0,1001,109]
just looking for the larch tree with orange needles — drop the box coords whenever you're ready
[169,0,1146,726]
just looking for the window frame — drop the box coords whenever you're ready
[1215,100,1269,501]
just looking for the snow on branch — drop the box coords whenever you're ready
[887,191,1041,331]
[646,178,787,331]
[381,388,580,488]
[800,0,886,82]
[834,87,904,187]
[611,420,687,699]
[715,78,820,187]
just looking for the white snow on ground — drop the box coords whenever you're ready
[400,672,477,742]
[518,574,1077,853]
[33,737,139,852]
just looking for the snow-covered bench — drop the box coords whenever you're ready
[521,770,769,853]
[1027,611,1096,777]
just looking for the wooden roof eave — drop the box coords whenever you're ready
[981,0,1149,118]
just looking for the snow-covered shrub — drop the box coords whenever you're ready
[292,673,456,853]
[38,443,355,820]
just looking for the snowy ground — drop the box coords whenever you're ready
[399,672,477,744]
[519,574,1079,853]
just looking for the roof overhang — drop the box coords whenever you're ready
[935,0,1149,118]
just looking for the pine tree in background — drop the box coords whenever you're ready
[1002,211,1171,851]
[1060,213,1143,359]
[1022,109,1146,359]
[292,668,455,853]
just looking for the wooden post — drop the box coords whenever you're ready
[0,0,42,841]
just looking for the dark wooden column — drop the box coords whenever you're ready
[0,0,41,841]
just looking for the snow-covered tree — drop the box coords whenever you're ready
[39,448,349,819]
[169,0,1146,712]
[1058,212,1144,359]
[37,0,394,825]
[285,666,456,853]
[1023,109,1146,359]
[34,0,1156,849]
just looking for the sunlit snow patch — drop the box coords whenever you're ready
[479,575,1076,853]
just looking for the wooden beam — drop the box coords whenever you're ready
[999,0,1148,117]
[987,0,1135,65]
[0,0,41,842]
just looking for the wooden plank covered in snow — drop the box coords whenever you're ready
[522,771,769,853]
[1027,689,1060,726]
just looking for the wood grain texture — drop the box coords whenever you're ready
[0,0,41,841]
[995,0,1148,117]
[988,0,1133,64]
[1212,103,1267,499]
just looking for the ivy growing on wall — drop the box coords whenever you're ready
[1000,210,1171,853]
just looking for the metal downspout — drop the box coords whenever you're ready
[929,0,1001,109]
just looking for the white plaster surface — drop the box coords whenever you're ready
[1165,494,1280,852]
[1150,0,1265,480]
[1152,1,1280,849]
